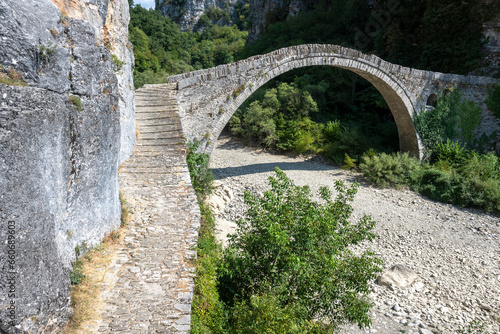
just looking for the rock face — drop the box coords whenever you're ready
[0,0,132,332]
[156,0,241,31]
[483,13,500,76]
[248,0,321,42]
[50,0,135,163]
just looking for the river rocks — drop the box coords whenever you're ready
[210,135,500,334]
[378,265,419,288]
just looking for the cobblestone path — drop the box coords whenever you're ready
[97,84,200,333]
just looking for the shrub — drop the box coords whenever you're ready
[323,126,372,164]
[219,168,382,330]
[414,89,489,156]
[433,139,470,167]
[111,54,124,72]
[413,90,461,155]
[190,203,226,334]
[486,84,500,119]
[186,141,214,197]
[70,258,86,285]
[456,98,482,147]
[230,293,326,334]
[68,95,84,112]
[119,191,130,226]
[415,167,458,203]
[323,119,342,141]
[359,152,421,188]
[39,41,57,61]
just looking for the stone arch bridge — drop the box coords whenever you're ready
[165,44,498,159]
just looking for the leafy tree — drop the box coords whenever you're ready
[219,168,382,330]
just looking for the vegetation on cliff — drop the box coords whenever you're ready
[128,1,247,88]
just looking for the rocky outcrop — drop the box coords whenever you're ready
[51,0,135,163]
[248,0,321,42]
[156,0,240,31]
[0,0,132,332]
[483,13,500,76]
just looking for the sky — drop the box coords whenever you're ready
[134,0,155,9]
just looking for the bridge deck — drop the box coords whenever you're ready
[97,84,200,333]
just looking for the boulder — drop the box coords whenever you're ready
[377,264,419,288]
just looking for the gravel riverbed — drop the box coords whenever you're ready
[209,134,500,334]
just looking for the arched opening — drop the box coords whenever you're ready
[223,66,400,164]
[426,93,438,108]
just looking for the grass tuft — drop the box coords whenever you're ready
[0,66,27,87]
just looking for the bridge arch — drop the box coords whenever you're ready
[167,44,500,159]
[212,54,420,157]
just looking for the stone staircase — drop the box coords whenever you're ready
[97,83,200,333]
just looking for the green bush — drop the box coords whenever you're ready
[218,168,382,330]
[360,150,500,214]
[433,140,470,167]
[39,41,57,61]
[415,167,458,203]
[190,203,226,334]
[323,120,342,141]
[359,152,421,188]
[486,85,500,119]
[69,95,84,112]
[111,54,124,72]
[414,89,491,156]
[186,141,214,197]
[323,126,371,164]
[70,259,86,285]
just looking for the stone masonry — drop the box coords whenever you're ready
[97,84,200,333]
[167,44,500,158]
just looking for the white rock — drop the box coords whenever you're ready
[378,264,419,288]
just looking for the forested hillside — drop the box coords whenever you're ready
[128,1,247,88]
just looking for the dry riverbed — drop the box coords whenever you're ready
[209,134,500,334]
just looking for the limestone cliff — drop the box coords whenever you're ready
[0,0,133,332]
[51,0,136,163]
[156,0,240,31]
[248,0,321,42]
[483,13,500,76]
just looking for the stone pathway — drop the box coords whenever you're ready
[96,84,200,333]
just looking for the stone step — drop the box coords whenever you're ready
[140,130,183,140]
[123,160,186,172]
[139,123,182,133]
[136,119,181,127]
[135,102,177,107]
[135,114,179,121]
[133,147,185,155]
[135,93,173,99]
[137,138,185,146]
[136,106,179,113]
